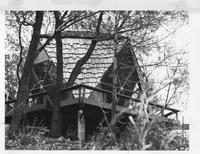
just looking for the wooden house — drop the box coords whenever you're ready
[5,37,181,139]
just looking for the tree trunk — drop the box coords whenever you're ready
[111,32,118,129]
[11,11,44,133]
[50,11,63,137]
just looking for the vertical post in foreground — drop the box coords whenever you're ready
[176,112,178,121]
[78,109,85,148]
[78,87,85,148]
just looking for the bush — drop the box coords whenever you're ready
[117,121,189,150]
[167,131,189,150]
[5,122,189,150]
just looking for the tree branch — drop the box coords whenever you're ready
[16,24,23,85]
[117,11,131,31]
[60,11,68,21]
[66,11,104,87]
[96,11,103,33]
[57,11,100,32]
[36,12,102,58]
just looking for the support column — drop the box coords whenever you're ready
[176,112,178,121]
[78,87,85,144]
[77,109,85,142]
[161,108,164,117]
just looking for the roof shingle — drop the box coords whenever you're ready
[36,38,140,98]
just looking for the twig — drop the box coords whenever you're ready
[66,11,104,87]
[16,23,23,85]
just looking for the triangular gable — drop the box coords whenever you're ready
[99,41,141,104]
[34,43,50,65]
[41,39,142,99]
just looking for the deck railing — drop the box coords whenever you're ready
[5,91,49,115]
[60,84,180,121]
[5,84,180,121]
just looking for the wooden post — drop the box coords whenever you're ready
[176,112,178,121]
[5,124,10,139]
[77,110,85,145]
[161,108,164,117]
[78,87,86,146]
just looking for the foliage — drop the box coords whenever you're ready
[116,122,189,150]
[5,11,31,97]
[5,124,188,150]
[5,54,19,98]
[167,130,189,150]
[91,127,119,150]
[6,126,94,150]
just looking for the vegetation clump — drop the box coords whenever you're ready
[5,123,189,150]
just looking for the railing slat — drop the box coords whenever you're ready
[60,84,180,113]
[5,84,180,114]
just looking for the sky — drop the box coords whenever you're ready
[148,23,189,121]
[0,0,200,153]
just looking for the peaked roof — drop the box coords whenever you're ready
[35,38,142,97]
[100,41,141,100]
[43,39,116,87]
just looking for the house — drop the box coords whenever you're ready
[5,35,180,139]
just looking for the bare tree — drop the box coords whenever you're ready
[50,11,64,137]
[11,11,44,133]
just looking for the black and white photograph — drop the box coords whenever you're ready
[1,0,200,152]
[3,9,190,150]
